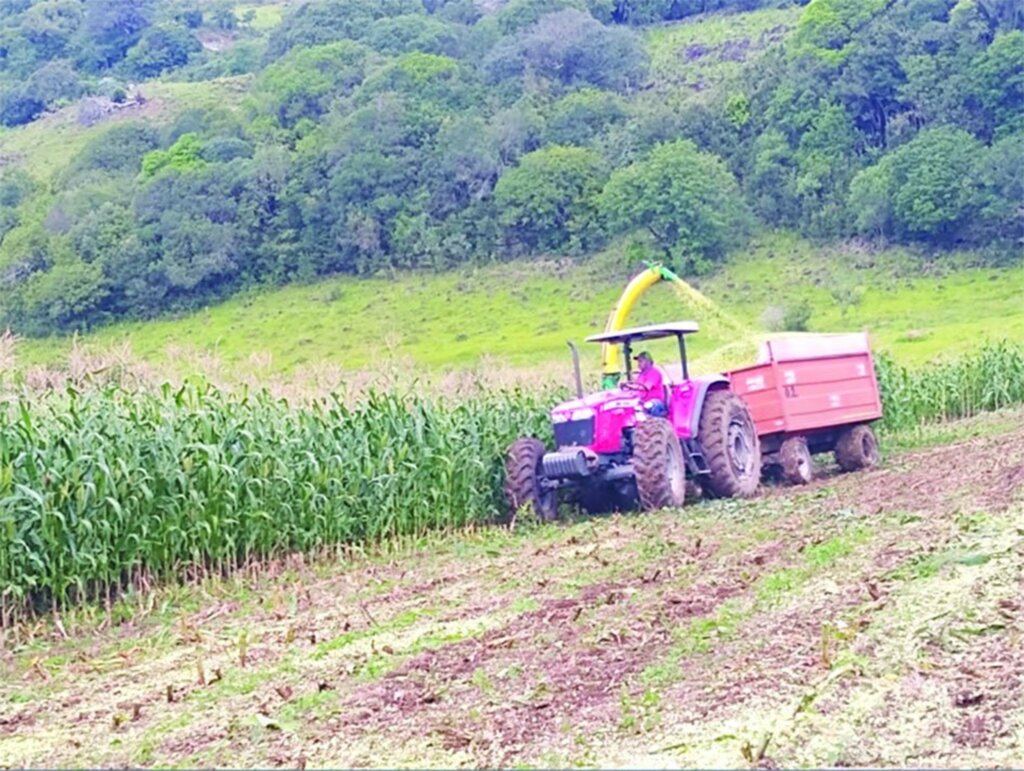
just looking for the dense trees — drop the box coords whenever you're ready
[848,127,982,240]
[494,145,607,253]
[264,0,423,58]
[847,126,1023,245]
[122,21,200,78]
[249,41,369,129]
[740,0,1023,242]
[0,0,204,125]
[599,140,749,270]
[484,9,649,92]
[69,0,160,76]
[0,0,1021,337]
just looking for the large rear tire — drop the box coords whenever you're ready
[698,390,761,498]
[834,424,880,472]
[505,438,559,522]
[780,436,813,485]
[633,418,687,511]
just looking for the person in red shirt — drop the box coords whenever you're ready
[622,351,668,417]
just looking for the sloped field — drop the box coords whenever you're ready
[1,412,1022,768]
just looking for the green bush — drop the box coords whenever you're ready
[598,139,749,271]
[782,300,812,331]
[494,145,607,254]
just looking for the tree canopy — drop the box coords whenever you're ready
[0,0,1021,336]
[599,140,749,270]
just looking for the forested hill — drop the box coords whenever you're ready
[0,0,1021,338]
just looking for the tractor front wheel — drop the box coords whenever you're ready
[834,424,880,472]
[780,436,813,485]
[505,438,559,522]
[698,390,761,498]
[633,418,687,511]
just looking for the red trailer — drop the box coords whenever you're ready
[727,333,883,485]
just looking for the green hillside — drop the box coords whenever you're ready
[0,0,1021,375]
[14,232,1024,379]
[0,78,251,182]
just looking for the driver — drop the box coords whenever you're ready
[622,351,667,417]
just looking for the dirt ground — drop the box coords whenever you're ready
[2,413,1023,769]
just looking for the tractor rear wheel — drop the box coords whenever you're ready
[633,418,687,511]
[698,390,761,498]
[780,436,813,485]
[834,424,880,472]
[505,438,559,522]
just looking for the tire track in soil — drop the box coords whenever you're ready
[660,515,962,724]
[0,519,734,766]
[784,526,1024,767]
[333,535,804,765]
[644,431,1024,767]
[808,424,1024,516]
[5,422,1024,768]
[872,529,1022,763]
[331,425,1024,766]
[947,611,1024,752]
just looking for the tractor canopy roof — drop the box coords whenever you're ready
[585,321,699,345]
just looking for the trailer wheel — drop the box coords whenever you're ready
[698,390,761,498]
[633,418,687,511]
[780,437,813,485]
[505,438,558,522]
[834,424,880,472]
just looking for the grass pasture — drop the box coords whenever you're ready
[0,79,250,184]
[645,6,801,97]
[234,1,291,30]
[11,233,1024,381]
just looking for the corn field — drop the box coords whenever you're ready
[0,384,554,625]
[2,342,1024,622]
[875,342,1024,433]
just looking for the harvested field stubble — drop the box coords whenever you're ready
[1,411,1022,768]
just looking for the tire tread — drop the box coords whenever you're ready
[698,390,761,498]
[633,418,685,511]
[504,437,558,521]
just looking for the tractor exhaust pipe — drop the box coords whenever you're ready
[568,341,583,398]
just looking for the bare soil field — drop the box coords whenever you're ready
[2,414,1023,768]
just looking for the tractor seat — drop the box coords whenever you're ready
[654,364,671,407]
[660,362,684,385]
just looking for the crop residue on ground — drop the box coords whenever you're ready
[1,413,1022,768]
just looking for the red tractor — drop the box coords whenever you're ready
[505,322,762,519]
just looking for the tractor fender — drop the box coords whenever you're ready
[688,376,730,438]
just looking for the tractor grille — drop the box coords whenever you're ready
[554,417,595,447]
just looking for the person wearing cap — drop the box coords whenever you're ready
[622,351,668,417]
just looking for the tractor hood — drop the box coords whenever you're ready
[550,388,645,454]
[549,374,730,454]
[550,388,642,423]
